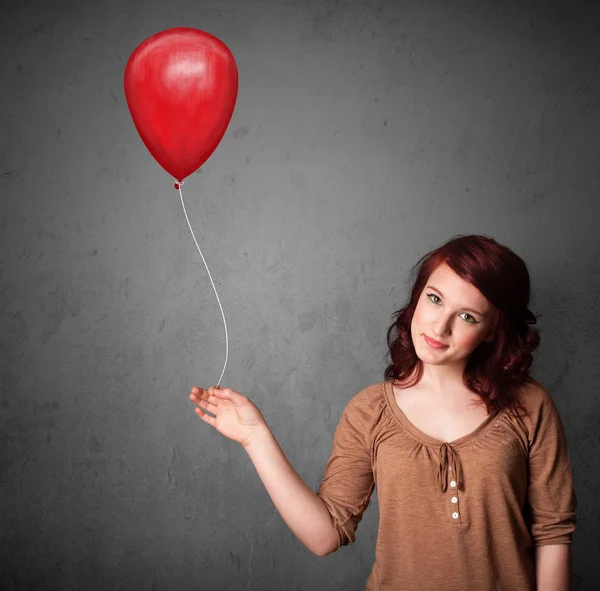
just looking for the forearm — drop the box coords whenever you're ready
[244,426,338,557]
[535,544,573,591]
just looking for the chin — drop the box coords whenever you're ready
[420,354,449,366]
[414,344,445,364]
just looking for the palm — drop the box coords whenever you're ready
[214,398,256,438]
[190,386,266,446]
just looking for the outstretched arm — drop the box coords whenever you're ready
[245,426,339,557]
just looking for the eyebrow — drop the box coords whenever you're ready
[426,285,486,317]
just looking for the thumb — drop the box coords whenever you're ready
[211,386,246,406]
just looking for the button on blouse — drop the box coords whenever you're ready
[438,442,464,492]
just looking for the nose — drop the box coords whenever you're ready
[432,313,452,337]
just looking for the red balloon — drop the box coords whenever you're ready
[124,28,238,182]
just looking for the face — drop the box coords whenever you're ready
[411,263,495,369]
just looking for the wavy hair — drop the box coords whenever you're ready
[384,235,540,416]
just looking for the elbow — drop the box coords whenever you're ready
[306,505,342,557]
[311,533,340,557]
[312,545,337,557]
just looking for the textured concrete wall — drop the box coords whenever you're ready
[1,0,599,589]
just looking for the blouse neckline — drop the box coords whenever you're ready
[382,380,502,449]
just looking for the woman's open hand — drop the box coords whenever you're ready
[189,386,268,448]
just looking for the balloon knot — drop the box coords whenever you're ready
[174,180,184,190]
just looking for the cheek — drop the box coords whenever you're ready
[411,302,426,331]
[413,300,435,328]
[453,328,484,350]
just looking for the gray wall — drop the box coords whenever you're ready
[1,0,599,589]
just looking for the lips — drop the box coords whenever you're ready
[424,335,449,349]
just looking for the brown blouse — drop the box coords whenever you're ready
[316,379,577,590]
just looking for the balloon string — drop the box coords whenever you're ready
[176,181,229,388]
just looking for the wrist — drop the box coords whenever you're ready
[243,423,273,452]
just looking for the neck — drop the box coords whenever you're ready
[418,361,466,395]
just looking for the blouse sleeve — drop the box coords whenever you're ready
[316,394,376,549]
[527,393,577,546]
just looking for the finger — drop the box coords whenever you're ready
[212,387,246,406]
[192,386,219,398]
[190,390,220,408]
[193,397,218,415]
[195,406,216,427]
[190,390,210,402]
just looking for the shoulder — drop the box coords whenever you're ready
[338,381,389,428]
[516,378,567,441]
[518,377,560,417]
[346,381,387,410]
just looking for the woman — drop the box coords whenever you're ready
[189,234,577,591]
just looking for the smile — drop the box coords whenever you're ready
[424,335,449,350]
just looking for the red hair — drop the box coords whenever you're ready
[384,235,540,416]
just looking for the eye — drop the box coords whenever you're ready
[459,313,478,324]
[427,293,479,324]
[427,293,441,304]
